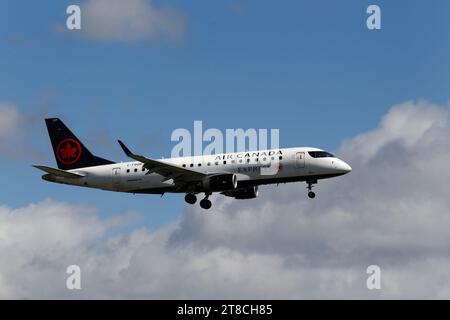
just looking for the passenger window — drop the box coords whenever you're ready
[126,169,130,173]
[198,163,201,167]
[279,156,283,160]
[134,168,138,172]
[207,162,211,166]
[190,164,194,167]
[223,161,227,165]
[182,164,186,167]
[215,162,219,165]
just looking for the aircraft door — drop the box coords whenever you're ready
[112,167,122,188]
[296,152,305,168]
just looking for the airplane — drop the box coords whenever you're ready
[34,118,352,210]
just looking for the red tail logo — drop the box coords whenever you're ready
[56,138,82,165]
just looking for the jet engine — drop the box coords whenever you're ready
[202,174,238,192]
[222,186,259,199]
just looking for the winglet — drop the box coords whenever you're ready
[118,140,133,156]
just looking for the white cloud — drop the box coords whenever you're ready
[2,100,450,299]
[80,0,186,42]
[0,199,132,299]
[340,100,449,164]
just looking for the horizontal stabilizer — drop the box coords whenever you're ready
[33,165,85,179]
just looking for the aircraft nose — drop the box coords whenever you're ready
[339,161,352,174]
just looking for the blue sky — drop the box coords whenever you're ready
[1,0,450,228]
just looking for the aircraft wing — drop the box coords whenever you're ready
[33,165,86,179]
[117,140,207,184]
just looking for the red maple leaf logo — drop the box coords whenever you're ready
[56,139,82,165]
[60,142,78,161]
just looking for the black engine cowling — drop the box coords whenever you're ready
[202,174,238,192]
[222,186,259,199]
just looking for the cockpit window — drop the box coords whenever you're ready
[308,151,334,158]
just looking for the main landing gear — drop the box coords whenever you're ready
[184,193,197,205]
[185,193,212,209]
[200,197,212,210]
[306,179,317,199]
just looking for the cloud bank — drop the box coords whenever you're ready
[2,100,450,299]
[79,0,186,42]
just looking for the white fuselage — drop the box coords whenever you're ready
[43,147,352,195]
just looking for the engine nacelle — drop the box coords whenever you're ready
[202,174,238,192]
[222,186,259,199]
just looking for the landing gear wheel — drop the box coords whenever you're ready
[200,198,212,210]
[184,193,197,205]
[306,179,317,199]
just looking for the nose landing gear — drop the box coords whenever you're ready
[306,179,317,199]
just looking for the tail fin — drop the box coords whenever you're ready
[45,118,114,170]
